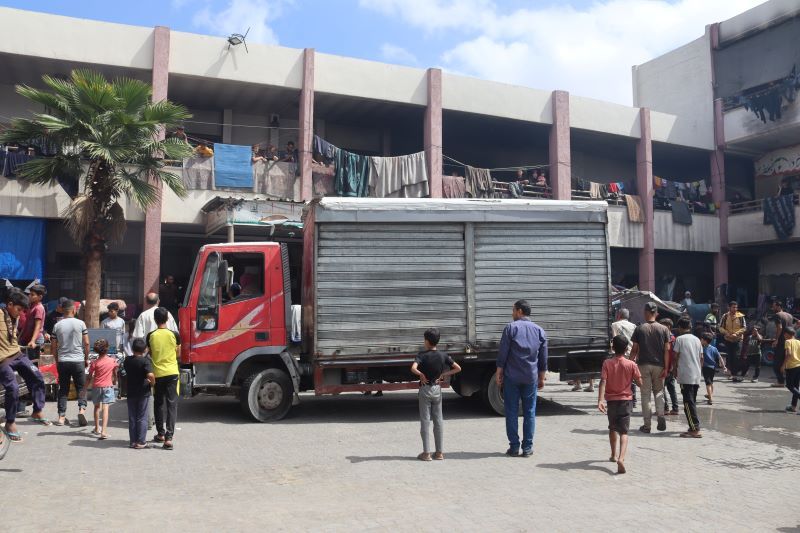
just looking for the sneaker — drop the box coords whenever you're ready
[638,425,651,434]
[667,410,679,416]
[521,449,533,457]
[417,452,432,461]
[583,386,594,392]
[433,452,444,460]
[785,405,798,413]
[751,378,758,383]
[506,448,520,457]
[656,417,667,431]
[571,384,581,392]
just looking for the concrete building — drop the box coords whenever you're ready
[1,4,785,312]
[635,0,800,311]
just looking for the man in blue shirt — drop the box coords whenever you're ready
[495,299,548,457]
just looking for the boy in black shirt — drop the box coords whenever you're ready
[411,328,461,461]
[123,338,155,449]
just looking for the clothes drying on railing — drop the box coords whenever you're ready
[574,179,627,200]
[763,194,796,239]
[625,194,644,223]
[182,155,214,190]
[368,151,429,198]
[442,175,467,198]
[671,200,693,225]
[254,160,299,200]
[464,165,493,198]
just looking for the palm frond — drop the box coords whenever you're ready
[155,168,187,199]
[115,168,159,208]
[15,155,82,187]
[142,100,192,126]
[112,78,152,115]
[62,195,95,245]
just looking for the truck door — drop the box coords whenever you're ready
[193,250,273,362]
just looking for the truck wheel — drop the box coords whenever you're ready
[451,377,468,397]
[481,371,505,416]
[240,368,293,422]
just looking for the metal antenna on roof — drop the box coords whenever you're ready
[227,27,250,53]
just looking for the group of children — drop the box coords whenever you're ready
[598,311,800,475]
[78,337,155,446]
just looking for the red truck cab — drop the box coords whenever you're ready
[178,242,300,421]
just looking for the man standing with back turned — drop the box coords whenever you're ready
[496,299,548,458]
[630,302,671,434]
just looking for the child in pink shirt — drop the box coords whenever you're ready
[88,339,117,440]
[598,335,643,474]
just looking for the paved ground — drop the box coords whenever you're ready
[2,371,799,533]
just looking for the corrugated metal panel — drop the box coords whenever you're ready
[316,223,467,356]
[474,223,609,350]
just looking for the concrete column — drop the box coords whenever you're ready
[712,98,729,291]
[424,68,442,198]
[636,107,655,292]
[222,109,233,143]
[299,48,315,201]
[142,26,170,297]
[548,90,571,200]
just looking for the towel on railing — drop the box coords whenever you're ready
[334,149,370,197]
[671,200,693,225]
[254,160,298,200]
[464,166,493,198]
[368,151,429,198]
[625,194,644,223]
[214,144,253,188]
[763,194,795,239]
[182,156,214,190]
[442,175,466,198]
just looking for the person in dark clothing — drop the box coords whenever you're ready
[659,318,680,415]
[410,328,461,462]
[495,299,548,457]
[123,338,155,449]
[771,299,795,387]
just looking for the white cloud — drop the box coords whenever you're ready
[361,0,765,105]
[380,43,418,65]
[191,0,290,45]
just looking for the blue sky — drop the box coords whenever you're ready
[0,0,764,104]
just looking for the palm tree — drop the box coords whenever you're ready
[0,69,193,327]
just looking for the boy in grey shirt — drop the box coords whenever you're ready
[52,299,89,427]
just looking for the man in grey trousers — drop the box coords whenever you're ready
[411,328,461,461]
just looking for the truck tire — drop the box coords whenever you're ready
[481,371,505,416]
[240,367,293,422]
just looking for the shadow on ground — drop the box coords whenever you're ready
[347,451,506,463]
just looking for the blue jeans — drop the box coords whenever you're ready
[503,377,538,452]
[0,353,46,423]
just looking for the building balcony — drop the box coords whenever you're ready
[728,194,800,246]
[723,97,800,156]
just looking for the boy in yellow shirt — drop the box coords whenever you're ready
[780,327,800,413]
[146,307,181,449]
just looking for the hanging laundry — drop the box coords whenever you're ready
[313,134,337,164]
[625,194,644,223]
[334,148,370,197]
[255,160,297,200]
[671,200,693,225]
[3,150,31,178]
[214,143,253,188]
[182,156,214,190]
[698,180,708,196]
[763,194,795,239]
[442,175,466,198]
[312,166,336,197]
[464,165,493,198]
[589,182,603,199]
[368,151,429,198]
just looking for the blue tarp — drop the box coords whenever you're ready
[213,144,253,188]
[0,217,46,280]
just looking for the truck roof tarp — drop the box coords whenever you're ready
[0,217,46,280]
[312,198,608,224]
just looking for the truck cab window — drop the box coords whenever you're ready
[221,253,265,304]
[197,253,220,331]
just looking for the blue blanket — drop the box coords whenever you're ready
[214,144,253,188]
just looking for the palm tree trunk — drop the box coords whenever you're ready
[84,244,104,328]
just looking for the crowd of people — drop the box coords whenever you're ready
[0,282,183,460]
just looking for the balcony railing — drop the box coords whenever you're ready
[729,193,800,215]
